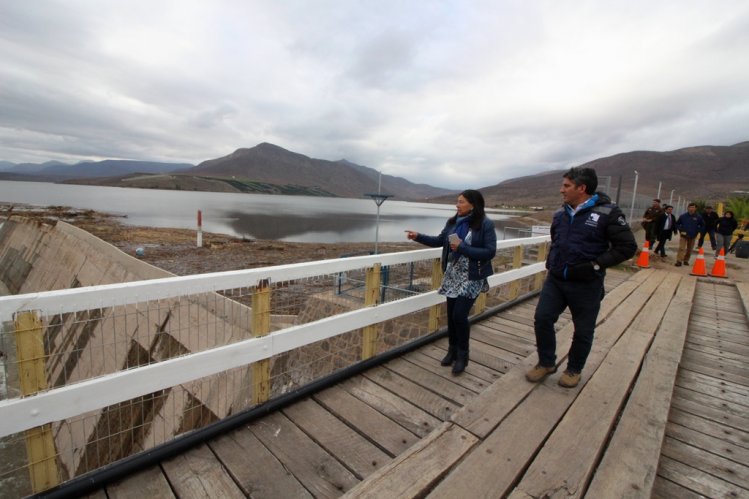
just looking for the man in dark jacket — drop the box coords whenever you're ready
[675,203,705,267]
[653,205,677,257]
[697,205,719,251]
[526,167,637,388]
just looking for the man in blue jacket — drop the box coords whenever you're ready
[674,203,705,267]
[526,167,637,388]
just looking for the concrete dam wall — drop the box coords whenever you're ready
[0,217,256,479]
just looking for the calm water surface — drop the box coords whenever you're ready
[0,181,519,243]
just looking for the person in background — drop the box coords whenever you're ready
[675,203,705,267]
[526,167,636,388]
[405,189,496,375]
[697,205,719,251]
[653,205,677,258]
[715,210,738,257]
[641,198,663,248]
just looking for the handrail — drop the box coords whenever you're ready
[0,236,550,322]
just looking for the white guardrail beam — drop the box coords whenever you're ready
[0,237,549,438]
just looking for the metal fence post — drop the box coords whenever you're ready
[361,264,381,359]
[251,279,271,405]
[15,311,59,493]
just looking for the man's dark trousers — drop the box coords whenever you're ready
[534,274,604,373]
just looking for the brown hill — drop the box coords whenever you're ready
[473,141,749,209]
[187,142,454,201]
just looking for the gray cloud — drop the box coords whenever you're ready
[1,1,748,188]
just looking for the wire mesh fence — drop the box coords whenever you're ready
[0,237,549,496]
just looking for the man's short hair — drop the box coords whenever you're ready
[706,205,713,209]
[562,167,598,194]
[688,202,697,208]
[653,198,661,203]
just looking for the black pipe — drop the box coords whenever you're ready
[36,289,540,499]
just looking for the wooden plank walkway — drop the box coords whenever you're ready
[78,269,749,499]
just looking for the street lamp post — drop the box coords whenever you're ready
[364,171,393,254]
[629,170,639,223]
[669,189,675,206]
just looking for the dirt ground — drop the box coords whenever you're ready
[5,204,745,282]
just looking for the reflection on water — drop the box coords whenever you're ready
[0,181,516,243]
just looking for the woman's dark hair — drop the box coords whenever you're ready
[449,189,486,229]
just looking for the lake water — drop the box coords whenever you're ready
[0,181,519,243]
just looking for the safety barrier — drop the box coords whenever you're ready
[0,235,549,495]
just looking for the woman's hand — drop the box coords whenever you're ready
[405,230,418,240]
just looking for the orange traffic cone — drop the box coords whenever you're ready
[690,247,707,276]
[636,240,650,268]
[710,248,727,278]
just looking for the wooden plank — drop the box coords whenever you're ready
[106,465,176,499]
[467,338,524,365]
[340,422,478,499]
[678,357,749,388]
[666,422,749,467]
[586,274,693,498]
[435,273,670,497]
[418,343,502,383]
[681,349,749,381]
[658,454,738,498]
[676,369,749,402]
[684,341,747,363]
[430,384,572,499]
[340,377,440,437]
[249,412,359,498]
[669,407,749,450]
[508,321,657,498]
[383,358,478,403]
[689,317,749,337]
[466,341,515,373]
[685,316,745,336]
[314,385,419,456]
[670,391,749,432]
[672,386,749,424]
[401,351,490,393]
[651,473,707,499]
[683,333,749,356]
[362,366,459,421]
[161,444,245,498]
[470,324,535,356]
[283,398,390,479]
[210,429,312,499]
[676,370,749,407]
[451,268,659,438]
[660,436,749,489]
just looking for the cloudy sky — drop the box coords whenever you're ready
[1,1,748,189]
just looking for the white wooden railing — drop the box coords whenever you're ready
[0,235,549,494]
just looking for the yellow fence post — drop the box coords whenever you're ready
[251,279,271,405]
[534,242,548,291]
[15,311,59,493]
[428,259,443,331]
[361,264,381,360]
[508,245,524,300]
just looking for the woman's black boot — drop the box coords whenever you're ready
[440,347,456,366]
[452,351,469,375]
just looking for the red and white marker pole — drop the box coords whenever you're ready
[197,209,203,247]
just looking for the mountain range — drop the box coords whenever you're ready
[1,141,747,205]
[471,141,749,209]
